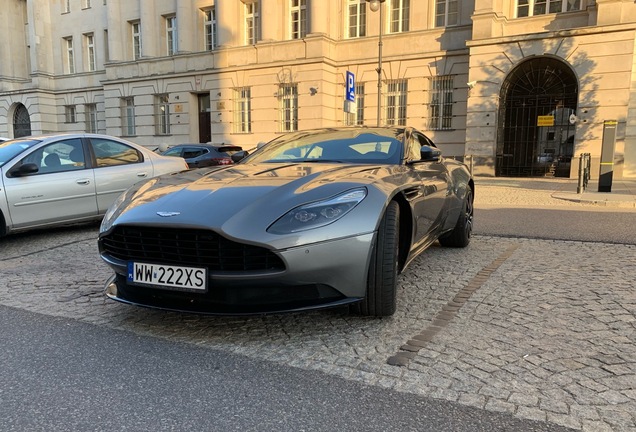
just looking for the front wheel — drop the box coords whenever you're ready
[352,201,400,317]
[439,188,473,248]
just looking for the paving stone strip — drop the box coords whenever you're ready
[387,244,520,367]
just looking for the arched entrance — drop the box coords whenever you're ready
[496,57,578,177]
[13,103,32,138]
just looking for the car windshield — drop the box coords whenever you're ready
[0,139,41,167]
[243,130,403,165]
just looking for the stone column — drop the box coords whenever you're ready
[105,0,123,61]
[308,0,329,36]
[139,0,157,57]
[176,0,194,53]
[259,0,280,42]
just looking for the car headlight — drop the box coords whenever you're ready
[268,188,367,234]
[100,191,128,233]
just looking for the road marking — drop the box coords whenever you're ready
[387,243,520,367]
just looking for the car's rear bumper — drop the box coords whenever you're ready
[101,233,374,315]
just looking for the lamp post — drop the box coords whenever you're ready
[366,0,385,127]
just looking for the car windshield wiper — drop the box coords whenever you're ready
[297,159,344,163]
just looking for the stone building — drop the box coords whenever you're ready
[0,0,635,178]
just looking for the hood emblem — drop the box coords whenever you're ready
[157,211,181,217]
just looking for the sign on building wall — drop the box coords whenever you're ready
[537,115,555,127]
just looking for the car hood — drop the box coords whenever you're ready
[104,163,397,246]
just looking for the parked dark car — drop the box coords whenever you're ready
[161,143,245,168]
[99,127,474,317]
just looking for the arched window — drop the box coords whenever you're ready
[13,104,32,138]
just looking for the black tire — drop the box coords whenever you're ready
[352,201,400,317]
[439,188,473,248]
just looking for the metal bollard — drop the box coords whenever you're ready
[577,154,585,194]
[577,153,591,194]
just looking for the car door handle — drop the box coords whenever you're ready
[76,179,91,185]
[137,172,148,178]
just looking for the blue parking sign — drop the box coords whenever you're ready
[346,71,355,102]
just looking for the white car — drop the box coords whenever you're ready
[0,133,188,236]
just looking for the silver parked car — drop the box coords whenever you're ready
[0,133,188,236]
[99,127,474,317]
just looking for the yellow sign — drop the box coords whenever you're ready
[537,115,555,127]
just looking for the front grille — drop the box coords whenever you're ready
[100,226,285,272]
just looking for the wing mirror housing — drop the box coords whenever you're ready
[9,162,39,177]
[231,150,249,163]
[420,145,442,162]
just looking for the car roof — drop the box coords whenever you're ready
[7,133,131,142]
[168,143,242,149]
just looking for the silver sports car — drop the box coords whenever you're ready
[98,127,474,317]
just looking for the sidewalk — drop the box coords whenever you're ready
[473,176,636,208]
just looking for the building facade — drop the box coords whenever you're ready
[1,0,635,178]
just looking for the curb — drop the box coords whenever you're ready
[551,193,636,208]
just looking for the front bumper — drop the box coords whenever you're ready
[101,233,374,315]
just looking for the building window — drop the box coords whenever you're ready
[63,37,75,74]
[347,0,366,38]
[65,105,77,123]
[517,0,581,17]
[82,0,91,9]
[245,2,260,45]
[435,0,458,27]
[121,97,136,136]
[155,94,171,135]
[166,15,177,56]
[279,84,298,132]
[85,104,98,133]
[290,0,307,39]
[233,87,252,134]
[385,80,407,126]
[131,21,142,60]
[389,0,410,33]
[64,0,70,13]
[203,8,217,51]
[85,33,96,72]
[345,84,365,126]
[429,76,453,130]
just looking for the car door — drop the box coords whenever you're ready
[3,138,98,229]
[88,137,153,213]
[407,132,450,248]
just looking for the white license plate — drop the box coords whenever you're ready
[127,262,207,291]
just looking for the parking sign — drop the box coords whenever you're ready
[346,71,355,102]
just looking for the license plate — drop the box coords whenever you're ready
[127,262,207,291]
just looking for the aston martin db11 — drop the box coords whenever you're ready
[98,127,474,316]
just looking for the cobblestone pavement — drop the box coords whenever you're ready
[1,221,634,432]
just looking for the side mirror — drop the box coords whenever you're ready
[9,162,39,177]
[420,146,442,162]
[231,151,249,163]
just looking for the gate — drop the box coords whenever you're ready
[497,57,578,177]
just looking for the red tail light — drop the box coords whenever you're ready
[214,158,232,165]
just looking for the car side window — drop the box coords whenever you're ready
[90,138,142,167]
[183,148,207,158]
[22,139,86,175]
[163,147,183,157]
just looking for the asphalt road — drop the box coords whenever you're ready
[0,305,572,432]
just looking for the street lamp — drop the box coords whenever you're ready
[366,0,385,127]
